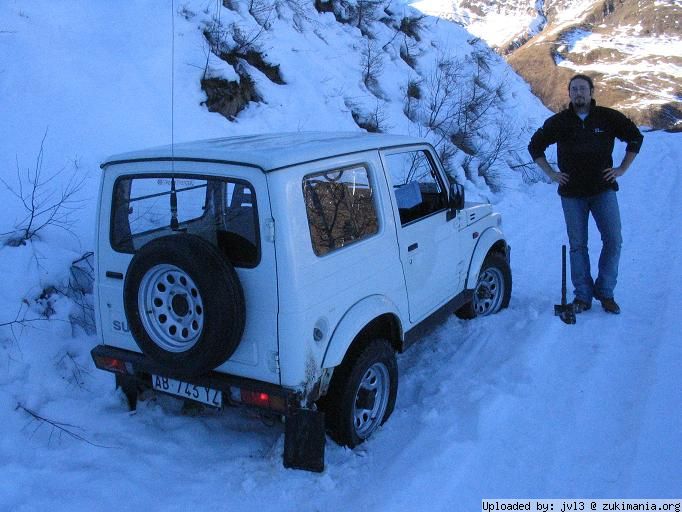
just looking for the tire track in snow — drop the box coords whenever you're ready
[311,133,681,509]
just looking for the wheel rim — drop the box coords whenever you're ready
[473,266,504,316]
[138,264,204,352]
[352,362,390,439]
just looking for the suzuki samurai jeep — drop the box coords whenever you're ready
[91,132,511,471]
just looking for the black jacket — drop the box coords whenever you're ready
[528,100,643,197]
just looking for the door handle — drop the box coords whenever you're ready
[408,243,418,252]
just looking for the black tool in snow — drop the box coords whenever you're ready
[554,244,576,324]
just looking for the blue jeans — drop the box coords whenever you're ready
[561,190,622,301]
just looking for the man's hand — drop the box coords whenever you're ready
[552,171,570,185]
[603,166,626,182]
[534,156,569,186]
[604,152,637,182]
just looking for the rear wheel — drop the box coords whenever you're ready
[321,339,398,447]
[456,253,511,319]
[124,234,245,377]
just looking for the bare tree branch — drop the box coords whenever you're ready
[16,403,114,449]
[1,129,87,246]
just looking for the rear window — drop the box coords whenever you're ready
[302,165,379,256]
[111,174,260,267]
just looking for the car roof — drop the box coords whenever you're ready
[101,131,427,172]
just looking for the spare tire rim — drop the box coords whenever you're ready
[138,264,204,352]
[353,362,390,439]
[473,266,504,316]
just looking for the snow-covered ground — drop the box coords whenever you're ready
[1,2,680,511]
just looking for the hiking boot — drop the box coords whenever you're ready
[597,297,621,315]
[572,298,592,313]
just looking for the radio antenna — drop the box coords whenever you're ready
[171,0,176,172]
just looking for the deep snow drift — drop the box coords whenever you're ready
[0,2,680,511]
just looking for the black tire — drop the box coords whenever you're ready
[124,233,245,377]
[321,339,398,448]
[455,253,512,319]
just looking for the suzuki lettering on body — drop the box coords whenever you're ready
[112,320,129,333]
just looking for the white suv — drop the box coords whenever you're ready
[91,132,511,471]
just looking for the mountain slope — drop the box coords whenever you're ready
[413,0,682,130]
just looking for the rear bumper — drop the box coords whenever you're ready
[91,344,299,416]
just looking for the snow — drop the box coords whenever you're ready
[409,0,543,48]
[1,1,681,511]
[552,0,595,24]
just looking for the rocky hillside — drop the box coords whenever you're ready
[413,0,681,130]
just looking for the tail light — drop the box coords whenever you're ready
[93,355,130,374]
[230,387,286,413]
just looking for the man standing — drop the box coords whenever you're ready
[528,74,643,314]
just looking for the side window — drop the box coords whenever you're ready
[384,150,447,225]
[303,166,379,256]
[111,175,260,267]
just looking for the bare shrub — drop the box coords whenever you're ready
[346,99,389,133]
[313,0,335,14]
[399,15,424,40]
[407,79,421,100]
[283,0,318,32]
[356,0,384,35]
[512,160,547,185]
[204,20,284,84]
[68,251,95,336]
[403,78,422,122]
[461,154,477,181]
[314,0,384,36]
[399,39,418,69]
[423,55,465,136]
[361,39,384,94]
[16,403,112,448]
[405,50,517,189]
[247,0,278,28]
[0,130,86,247]
[450,129,476,155]
[0,304,52,343]
[55,351,91,389]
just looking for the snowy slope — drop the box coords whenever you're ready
[410,0,545,49]
[1,2,680,511]
[2,131,679,512]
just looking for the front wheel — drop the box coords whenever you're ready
[321,339,398,448]
[456,253,512,319]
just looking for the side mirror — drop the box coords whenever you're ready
[449,182,465,211]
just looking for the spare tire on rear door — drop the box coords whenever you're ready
[124,233,245,377]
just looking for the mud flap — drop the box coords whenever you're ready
[283,409,325,472]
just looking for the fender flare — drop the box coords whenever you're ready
[465,225,507,289]
[321,295,403,369]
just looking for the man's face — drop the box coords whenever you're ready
[569,78,592,109]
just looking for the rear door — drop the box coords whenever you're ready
[97,160,280,385]
[380,147,462,323]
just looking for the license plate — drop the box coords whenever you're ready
[152,375,222,407]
